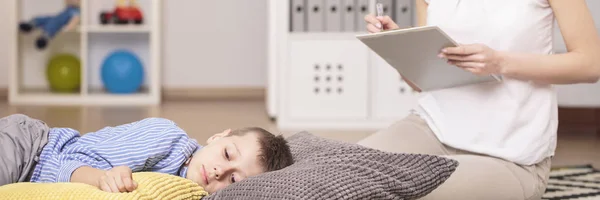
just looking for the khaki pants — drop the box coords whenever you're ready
[357,114,551,200]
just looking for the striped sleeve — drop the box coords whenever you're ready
[53,118,196,182]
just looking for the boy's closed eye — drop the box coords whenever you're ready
[223,148,238,183]
[224,148,231,160]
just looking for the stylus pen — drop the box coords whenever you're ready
[376,3,384,31]
[491,74,503,81]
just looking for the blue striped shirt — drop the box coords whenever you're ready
[29,118,202,183]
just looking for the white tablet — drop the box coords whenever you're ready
[356,26,501,92]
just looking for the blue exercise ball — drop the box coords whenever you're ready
[101,50,144,94]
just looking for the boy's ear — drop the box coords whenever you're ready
[207,129,232,144]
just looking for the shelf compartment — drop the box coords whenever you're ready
[18,32,83,93]
[85,0,154,28]
[86,32,150,96]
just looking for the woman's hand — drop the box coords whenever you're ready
[364,14,400,33]
[364,14,420,91]
[365,14,421,92]
[439,44,506,76]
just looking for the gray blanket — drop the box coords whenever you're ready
[204,132,458,200]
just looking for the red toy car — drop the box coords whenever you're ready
[100,6,143,25]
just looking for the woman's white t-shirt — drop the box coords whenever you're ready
[417,0,558,165]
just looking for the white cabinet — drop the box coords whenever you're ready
[287,38,369,121]
[269,0,419,131]
[370,52,418,121]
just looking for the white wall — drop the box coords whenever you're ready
[162,0,267,88]
[0,0,268,89]
[0,1,13,88]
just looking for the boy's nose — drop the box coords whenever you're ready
[213,166,233,180]
[213,167,221,179]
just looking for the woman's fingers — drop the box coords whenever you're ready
[367,24,382,33]
[441,53,486,62]
[447,60,485,69]
[364,14,382,29]
[462,67,486,75]
[448,62,488,76]
[442,44,484,55]
[377,16,400,30]
[365,14,400,31]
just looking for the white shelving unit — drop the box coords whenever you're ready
[268,0,420,131]
[8,0,161,106]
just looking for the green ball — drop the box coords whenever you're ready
[46,54,81,93]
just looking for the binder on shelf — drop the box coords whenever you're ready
[342,0,356,32]
[394,0,414,28]
[291,0,307,32]
[355,0,370,32]
[307,0,325,32]
[325,0,342,32]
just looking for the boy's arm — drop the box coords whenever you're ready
[70,166,105,188]
[52,118,196,187]
[71,166,138,193]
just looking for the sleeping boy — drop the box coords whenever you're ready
[0,114,294,194]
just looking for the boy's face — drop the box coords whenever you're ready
[186,129,264,194]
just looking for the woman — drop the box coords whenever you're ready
[360,0,600,199]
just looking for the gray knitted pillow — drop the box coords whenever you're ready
[203,132,458,200]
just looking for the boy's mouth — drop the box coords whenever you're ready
[202,164,209,185]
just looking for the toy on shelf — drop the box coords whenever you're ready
[101,50,144,94]
[47,53,81,93]
[100,0,144,25]
[18,0,80,50]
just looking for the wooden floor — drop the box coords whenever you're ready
[1,100,599,168]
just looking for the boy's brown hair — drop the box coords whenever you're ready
[228,127,294,172]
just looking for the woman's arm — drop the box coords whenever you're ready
[442,0,600,84]
[416,0,428,27]
[501,0,600,84]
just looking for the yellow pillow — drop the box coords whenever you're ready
[0,172,208,200]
